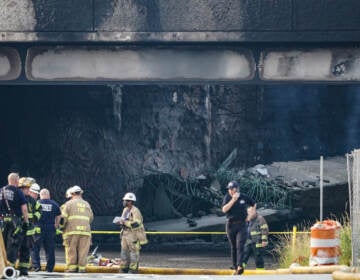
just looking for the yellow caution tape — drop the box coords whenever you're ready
[91,230,310,235]
[91,231,225,235]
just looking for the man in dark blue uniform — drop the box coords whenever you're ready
[31,188,61,272]
[0,173,29,271]
[222,180,255,275]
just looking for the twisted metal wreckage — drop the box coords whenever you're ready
[142,149,299,222]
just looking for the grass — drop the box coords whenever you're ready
[272,228,311,268]
[339,216,352,266]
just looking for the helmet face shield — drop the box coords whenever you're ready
[123,200,132,207]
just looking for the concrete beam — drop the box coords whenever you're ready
[2,31,360,43]
[260,48,360,81]
[1,0,360,42]
[25,46,254,82]
[0,47,21,80]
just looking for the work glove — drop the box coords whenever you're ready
[35,226,41,234]
[26,224,35,236]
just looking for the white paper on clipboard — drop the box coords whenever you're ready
[112,216,122,224]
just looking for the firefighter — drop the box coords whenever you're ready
[117,192,147,274]
[29,182,42,269]
[29,183,40,200]
[17,177,42,276]
[29,182,42,237]
[59,187,73,229]
[57,187,74,267]
[243,206,269,270]
[0,173,29,273]
[61,185,93,273]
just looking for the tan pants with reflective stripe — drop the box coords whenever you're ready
[120,230,140,272]
[64,234,91,271]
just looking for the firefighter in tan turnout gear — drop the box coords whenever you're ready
[61,185,93,273]
[117,192,147,273]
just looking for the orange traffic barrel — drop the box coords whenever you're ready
[310,220,341,266]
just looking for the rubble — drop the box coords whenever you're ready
[138,154,348,230]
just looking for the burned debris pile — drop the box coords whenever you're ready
[140,157,313,222]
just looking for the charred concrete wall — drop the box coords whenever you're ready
[0,0,359,42]
[0,84,358,216]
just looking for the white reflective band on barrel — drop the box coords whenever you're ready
[310,238,339,247]
[309,256,339,265]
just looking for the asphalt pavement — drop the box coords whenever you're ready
[25,271,334,280]
[14,247,334,280]
[52,246,277,270]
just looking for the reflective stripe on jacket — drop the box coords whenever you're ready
[26,195,42,223]
[248,214,269,248]
[62,197,93,238]
[121,206,148,245]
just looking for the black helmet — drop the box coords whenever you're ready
[227,181,239,189]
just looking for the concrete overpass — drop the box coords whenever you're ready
[0,0,360,84]
[0,0,359,218]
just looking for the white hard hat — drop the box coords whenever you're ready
[65,187,73,198]
[71,185,83,194]
[30,183,40,194]
[123,192,136,202]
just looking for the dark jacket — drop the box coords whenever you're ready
[247,213,268,248]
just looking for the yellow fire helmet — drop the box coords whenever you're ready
[18,177,36,188]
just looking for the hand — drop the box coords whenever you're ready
[232,192,240,201]
[119,217,125,224]
[262,241,268,247]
